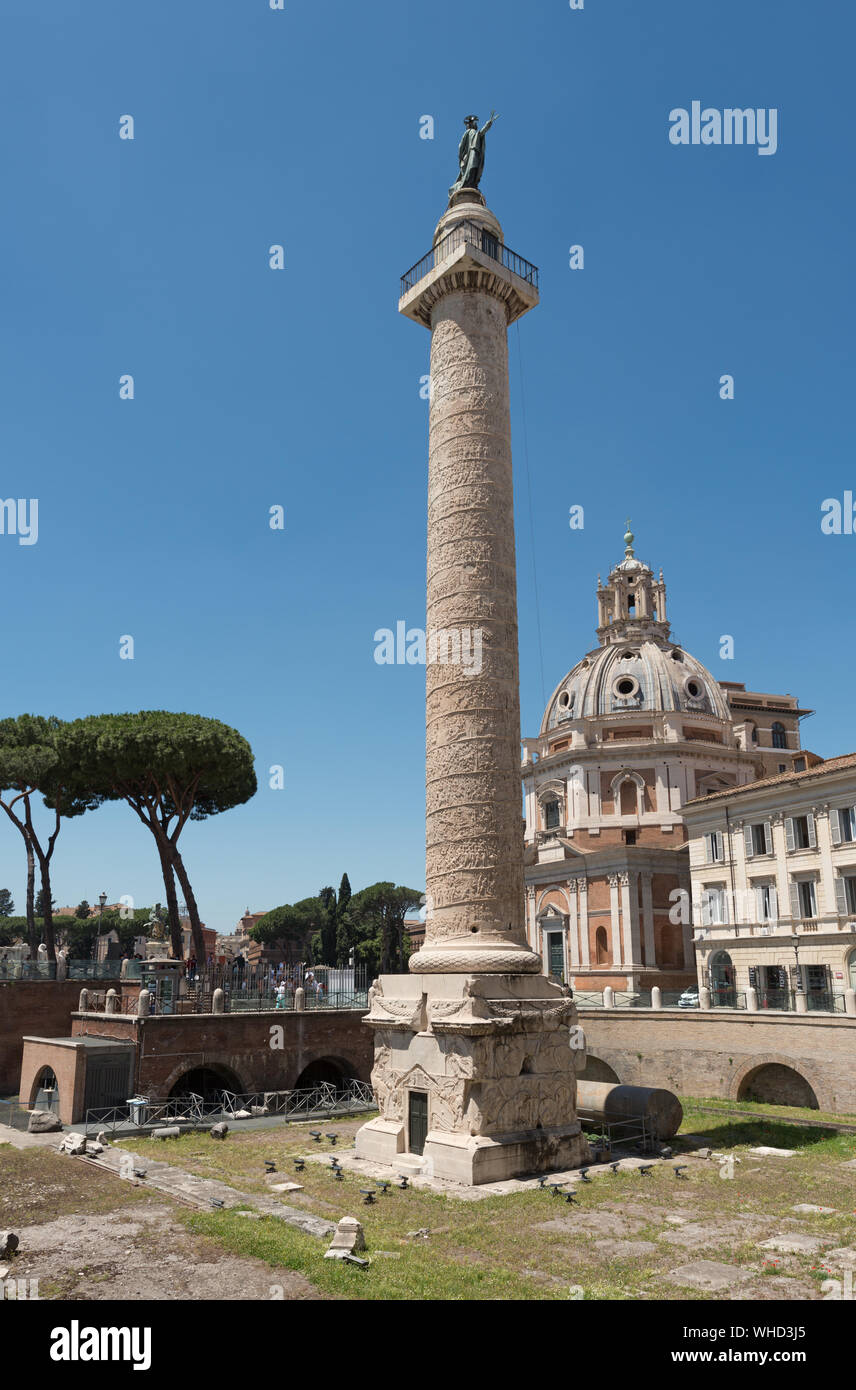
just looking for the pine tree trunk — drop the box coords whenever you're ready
[171,849,207,965]
[25,837,36,958]
[156,844,185,959]
[36,854,57,964]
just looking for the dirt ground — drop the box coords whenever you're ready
[1,1143,323,1301]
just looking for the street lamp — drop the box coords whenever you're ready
[97,891,107,963]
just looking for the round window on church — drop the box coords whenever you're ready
[559,691,570,707]
[671,649,683,662]
[685,678,703,700]
[614,676,638,699]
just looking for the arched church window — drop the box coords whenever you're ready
[772,722,786,749]
[619,779,637,816]
[543,799,560,830]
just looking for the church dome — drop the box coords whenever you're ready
[542,638,730,732]
[540,524,731,733]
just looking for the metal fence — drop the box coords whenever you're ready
[0,1094,59,1131]
[401,218,539,296]
[0,958,128,982]
[186,963,370,1015]
[573,988,846,1015]
[82,1078,375,1137]
[580,1113,656,1155]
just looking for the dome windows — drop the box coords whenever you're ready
[557,690,575,721]
[671,648,683,662]
[614,675,640,700]
[620,649,634,660]
[684,677,704,701]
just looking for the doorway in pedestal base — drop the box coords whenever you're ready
[408,1090,428,1154]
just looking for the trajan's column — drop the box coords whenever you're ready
[356,117,589,1183]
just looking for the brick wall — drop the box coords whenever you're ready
[69,1008,373,1099]
[0,981,85,1094]
[580,1008,856,1113]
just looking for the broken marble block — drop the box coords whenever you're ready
[324,1216,366,1260]
[27,1109,62,1134]
[58,1133,87,1156]
[210,1122,229,1140]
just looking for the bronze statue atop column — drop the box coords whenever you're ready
[449,111,499,200]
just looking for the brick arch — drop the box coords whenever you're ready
[728,1053,830,1111]
[26,1064,59,1109]
[160,1060,248,1097]
[289,1050,370,1089]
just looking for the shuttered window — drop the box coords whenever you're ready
[786,814,815,851]
[832,807,856,845]
[836,876,856,915]
[705,831,724,864]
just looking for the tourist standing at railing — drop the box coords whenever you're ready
[275,980,287,1009]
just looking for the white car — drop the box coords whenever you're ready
[678,986,700,1009]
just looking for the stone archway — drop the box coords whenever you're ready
[731,1054,823,1110]
[709,949,736,1006]
[579,1055,620,1083]
[167,1063,246,1100]
[293,1056,357,1091]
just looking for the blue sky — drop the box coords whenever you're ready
[0,0,852,934]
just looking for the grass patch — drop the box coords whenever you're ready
[8,1105,856,1301]
[681,1095,856,1128]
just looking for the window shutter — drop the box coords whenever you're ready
[763,821,773,855]
[715,831,724,862]
[807,813,816,848]
[704,834,712,864]
[754,885,764,921]
[835,876,847,915]
[788,881,800,919]
[831,808,842,846]
[785,817,795,852]
[768,885,778,923]
[719,889,729,925]
[744,824,754,859]
[701,891,712,928]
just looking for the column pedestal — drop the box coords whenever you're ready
[355,972,590,1184]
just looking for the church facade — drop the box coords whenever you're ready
[522,528,811,994]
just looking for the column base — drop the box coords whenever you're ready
[354,971,590,1185]
[355,1117,590,1185]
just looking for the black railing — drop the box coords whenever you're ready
[83,1080,376,1137]
[181,963,370,1015]
[401,219,539,296]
